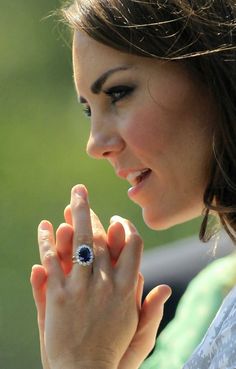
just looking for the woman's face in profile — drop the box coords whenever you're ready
[73,31,217,230]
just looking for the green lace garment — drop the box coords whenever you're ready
[140,253,236,369]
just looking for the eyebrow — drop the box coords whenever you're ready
[91,65,131,93]
[79,65,132,103]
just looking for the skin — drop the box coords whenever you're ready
[31,31,217,369]
[73,32,216,230]
[31,185,171,369]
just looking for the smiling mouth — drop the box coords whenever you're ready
[127,169,152,186]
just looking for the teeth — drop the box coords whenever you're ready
[127,171,142,185]
[127,169,150,186]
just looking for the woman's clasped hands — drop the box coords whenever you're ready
[31,185,171,369]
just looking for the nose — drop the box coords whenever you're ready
[87,131,125,159]
[86,126,124,159]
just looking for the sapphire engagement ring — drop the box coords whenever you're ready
[72,244,94,266]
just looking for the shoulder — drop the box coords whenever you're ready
[177,253,236,318]
[188,253,236,292]
[183,285,236,369]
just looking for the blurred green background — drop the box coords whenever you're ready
[0,1,201,367]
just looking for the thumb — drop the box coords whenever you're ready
[122,285,171,369]
[138,285,172,347]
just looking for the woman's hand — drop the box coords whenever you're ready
[33,184,143,369]
[31,203,124,369]
[31,185,171,369]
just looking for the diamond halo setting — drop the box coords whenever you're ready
[73,244,94,266]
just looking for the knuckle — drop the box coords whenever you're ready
[53,287,67,305]
[96,277,114,296]
[39,229,52,242]
[116,278,134,295]
[139,272,144,284]
[73,197,87,211]
[133,233,143,245]
[40,243,50,255]
[71,279,88,296]
[116,271,140,295]
[43,250,57,264]
[127,233,143,249]
[93,244,106,260]
[93,231,105,245]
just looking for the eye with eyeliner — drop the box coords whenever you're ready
[104,85,136,104]
[79,96,91,118]
[83,105,91,117]
[81,84,136,118]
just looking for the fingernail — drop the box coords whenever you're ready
[73,184,88,199]
[163,286,172,303]
[39,220,51,230]
[110,215,123,224]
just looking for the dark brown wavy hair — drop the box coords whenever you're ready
[60,0,236,243]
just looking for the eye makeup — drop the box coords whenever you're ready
[104,85,136,104]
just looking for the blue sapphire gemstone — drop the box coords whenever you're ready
[75,245,94,265]
[79,246,91,262]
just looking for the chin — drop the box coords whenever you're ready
[143,217,178,231]
[142,208,175,230]
[142,206,203,231]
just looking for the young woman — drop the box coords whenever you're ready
[31,1,236,368]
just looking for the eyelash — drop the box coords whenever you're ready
[104,85,135,104]
[83,106,92,117]
[82,85,135,118]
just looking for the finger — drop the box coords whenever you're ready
[64,205,72,225]
[136,273,144,310]
[30,265,47,342]
[119,285,171,369]
[107,219,126,265]
[56,223,74,274]
[90,208,108,258]
[71,185,93,249]
[90,208,112,278]
[38,220,55,266]
[110,215,138,235]
[115,217,143,286]
[135,285,171,357]
[64,205,110,270]
[30,265,51,369]
[30,265,47,325]
[64,205,100,274]
[30,264,47,306]
[70,185,94,280]
[66,205,107,249]
[38,221,64,288]
[90,209,106,242]
[44,250,65,291]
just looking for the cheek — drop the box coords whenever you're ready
[122,104,185,163]
[122,107,164,153]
